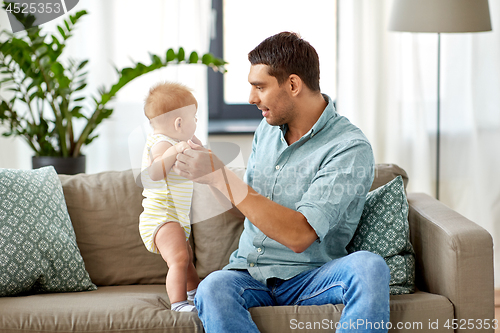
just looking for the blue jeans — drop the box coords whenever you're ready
[195,251,390,333]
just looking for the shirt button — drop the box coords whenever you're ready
[249,263,255,267]
[257,248,262,252]
[281,138,285,142]
[275,165,280,170]
[266,196,270,199]
[311,133,315,138]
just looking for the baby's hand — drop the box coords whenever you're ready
[175,141,190,154]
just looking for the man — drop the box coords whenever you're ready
[173,32,390,333]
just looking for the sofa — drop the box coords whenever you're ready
[0,164,494,333]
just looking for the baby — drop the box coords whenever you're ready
[139,82,200,312]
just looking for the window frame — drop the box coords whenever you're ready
[208,0,339,134]
[208,0,262,134]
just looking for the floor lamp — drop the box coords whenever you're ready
[388,0,492,200]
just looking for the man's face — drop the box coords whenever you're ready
[248,64,295,126]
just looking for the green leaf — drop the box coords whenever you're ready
[177,47,185,62]
[77,71,88,78]
[39,55,51,68]
[57,26,67,40]
[0,100,11,114]
[84,134,98,145]
[74,83,87,91]
[57,76,71,89]
[38,118,49,134]
[189,51,199,63]
[166,48,176,62]
[150,53,162,65]
[51,35,62,49]
[100,93,111,105]
[29,91,40,101]
[0,77,14,86]
[121,67,134,77]
[213,58,225,66]
[34,45,48,57]
[77,60,89,71]
[51,62,64,75]
[73,10,88,21]
[70,106,85,118]
[136,62,146,71]
[202,53,214,65]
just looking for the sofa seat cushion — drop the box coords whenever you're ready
[250,291,453,333]
[0,286,452,333]
[0,285,203,333]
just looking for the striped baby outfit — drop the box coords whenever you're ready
[139,134,193,254]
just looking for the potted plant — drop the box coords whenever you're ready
[0,8,225,174]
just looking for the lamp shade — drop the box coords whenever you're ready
[389,0,492,33]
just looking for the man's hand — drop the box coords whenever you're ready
[173,140,223,186]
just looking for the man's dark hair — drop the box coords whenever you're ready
[248,32,320,92]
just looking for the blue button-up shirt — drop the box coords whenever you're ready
[224,95,375,285]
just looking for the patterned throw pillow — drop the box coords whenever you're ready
[347,176,415,295]
[0,167,96,296]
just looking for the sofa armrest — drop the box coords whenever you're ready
[407,193,494,330]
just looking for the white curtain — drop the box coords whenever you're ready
[338,0,500,287]
[0,0,212,174]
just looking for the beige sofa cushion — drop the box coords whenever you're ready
[0,286,452,333]
[59,170,167,286]
[0,285,203,333]
[250,291,453,333]
[191,167,246,279]
[371,163,408,191]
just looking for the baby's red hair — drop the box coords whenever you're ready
[144,82,197,120]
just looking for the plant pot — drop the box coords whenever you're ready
[32,156,86,175]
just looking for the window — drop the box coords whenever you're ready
[208,0,338,134]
